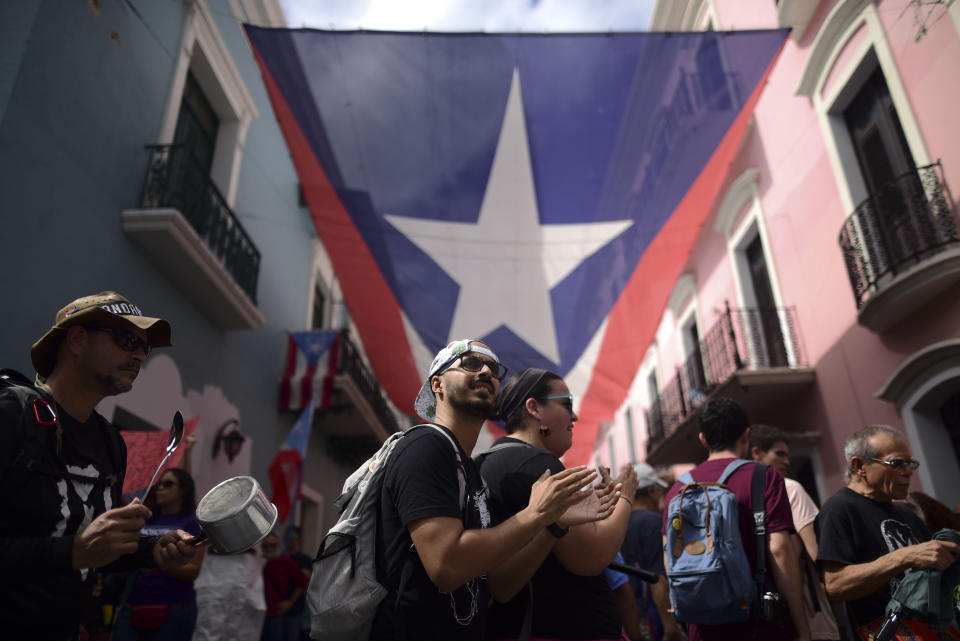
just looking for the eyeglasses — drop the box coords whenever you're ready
[87,326,151,356]
[537,394,574,413]
[455,354,508,381]
[157,480,178,489]
[869,457,920,472]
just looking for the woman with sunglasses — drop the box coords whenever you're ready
[476,368,640,641]
[111,468,206,641]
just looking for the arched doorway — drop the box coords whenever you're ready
[877,340,960,509]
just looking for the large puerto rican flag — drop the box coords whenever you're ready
[246,28,788,464]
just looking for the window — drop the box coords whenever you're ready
[797,1,930,214]
[156,0,258,205]
[717,169,795,368]
[682,317,708,392]
[843,66,915,196]
[624,407,638,465]
[645,369,664,444]
[744,235,788,367]
[311,282,327,330]
[174,73,220,173]
[941,389,960,474]
[607,434,617,474]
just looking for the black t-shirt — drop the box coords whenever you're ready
[373,424,491,641]
[815,487,931,628]
[477,436,622,641]
[0,391,126,641]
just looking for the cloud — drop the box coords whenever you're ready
[280,0,655,32]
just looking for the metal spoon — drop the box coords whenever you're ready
[142,411,184,500]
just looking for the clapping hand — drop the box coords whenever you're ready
[527,466,599,526]
[558,477,621,528]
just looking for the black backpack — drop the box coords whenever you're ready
[0,368,125,498]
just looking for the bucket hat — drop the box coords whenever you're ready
[31,291,172,377]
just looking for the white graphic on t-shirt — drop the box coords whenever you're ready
[881,518,920,593]
[442,482,491,626]
[53,464,112,579]
[881,519,919,553]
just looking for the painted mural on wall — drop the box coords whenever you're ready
[97,354,254,498]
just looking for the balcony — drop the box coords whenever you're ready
[839,162,960,332]
[313,331,406,466]
[645,303,815,465]
[122,144,264,329]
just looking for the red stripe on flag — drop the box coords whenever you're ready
[250,45,420,416]
[268,448,303,523]
[565,42,787,465]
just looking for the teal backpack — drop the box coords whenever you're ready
[664,460,767,625]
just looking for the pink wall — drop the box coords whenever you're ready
[611,0,960,496]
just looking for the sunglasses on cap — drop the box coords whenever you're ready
[453,354,508,381]
[86,326,151,356]
[537,393,574,413]
[869,456,920,472]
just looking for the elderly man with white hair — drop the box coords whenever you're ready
[815,424,960,640]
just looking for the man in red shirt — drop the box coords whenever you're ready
[261,532,309,641]
[662,397,810,641]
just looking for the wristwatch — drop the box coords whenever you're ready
[546,523,569,538]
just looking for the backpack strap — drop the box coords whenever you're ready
[717,459,751,484]
[473,438,541,641]
[751,463,769,620]
[392,424,472,641]
[474,440,530,462]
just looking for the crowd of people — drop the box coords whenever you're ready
[3,293,960,641]
[368,338,960,641]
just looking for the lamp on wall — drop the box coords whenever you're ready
[212,418,247,463]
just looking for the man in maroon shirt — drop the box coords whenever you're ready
[261,532,309,641]
[662,397,810,641]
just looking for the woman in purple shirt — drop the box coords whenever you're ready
[111,468,206,641]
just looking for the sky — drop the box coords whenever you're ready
[279,0,657,32]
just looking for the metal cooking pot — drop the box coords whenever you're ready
[194,476,277,554]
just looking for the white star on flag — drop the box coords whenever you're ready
[386,69,632,364]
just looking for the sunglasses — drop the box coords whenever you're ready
[870,457,920,472]
[87,326,151,356]
[157,480,178,489]
[455,354,508,381]
[537,393,574,413]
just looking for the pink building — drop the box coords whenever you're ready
[592,0,960,509]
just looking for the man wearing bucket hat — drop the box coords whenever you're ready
[372,339,602,641]
[0,291,199,641]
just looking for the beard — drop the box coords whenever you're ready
[446,378,498,420]
[96,363,139,395]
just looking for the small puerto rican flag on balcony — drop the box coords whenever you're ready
[279,330,341,411]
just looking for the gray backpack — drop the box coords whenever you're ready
[306,423,465,640]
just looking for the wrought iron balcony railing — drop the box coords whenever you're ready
[839,162,959,310]
[646,303,806,453]
[141,144,261,303]
[337,330,402,435]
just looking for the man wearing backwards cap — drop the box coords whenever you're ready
[371,339,602,641]
[0,291,199,641]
